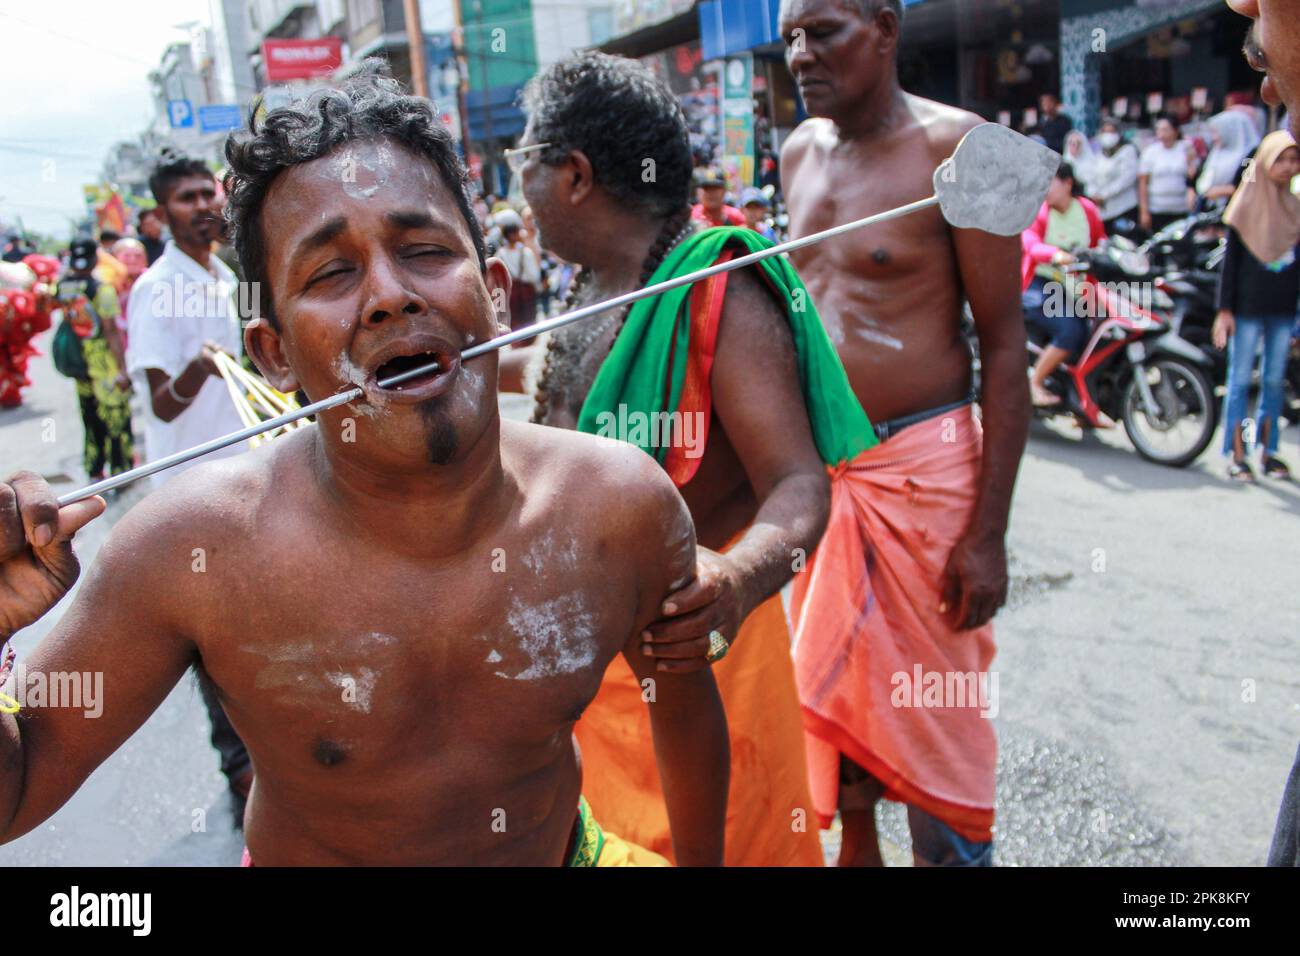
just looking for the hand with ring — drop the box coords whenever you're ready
[639,548,747,672]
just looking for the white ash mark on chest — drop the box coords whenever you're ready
[840,312,904,351]
[326,666,378,713]
[495,593,599,681]
[519,529,582,575]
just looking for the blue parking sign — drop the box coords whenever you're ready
[167,99,194,129]
[199,104,242,133]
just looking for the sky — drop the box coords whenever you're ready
[0,0,213,238]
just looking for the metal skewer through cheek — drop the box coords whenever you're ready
[54,196,938,507]
[52,124,1059,507]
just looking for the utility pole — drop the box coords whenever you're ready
[403,0,429,98]
[472,0,495,194]
[450,0,473,159]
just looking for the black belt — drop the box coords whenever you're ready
[872,396,973,443]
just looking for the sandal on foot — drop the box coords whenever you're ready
[1227,461,1256,483]
[1263,456,1292,480]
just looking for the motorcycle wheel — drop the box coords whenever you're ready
[1121,357,1217,467]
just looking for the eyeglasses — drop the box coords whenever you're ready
[503,142,553,173]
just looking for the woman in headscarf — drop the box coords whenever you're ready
[1196,110,1262,210]
[1212,130,1300,481]
[1063,130,1099,195]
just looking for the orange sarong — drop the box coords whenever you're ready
[790,406,997,843]
[574,255,823,866]
[575,591,825,866]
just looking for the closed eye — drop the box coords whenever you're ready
[307,267,351,288]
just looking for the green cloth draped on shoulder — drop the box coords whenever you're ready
[576,226,877,468]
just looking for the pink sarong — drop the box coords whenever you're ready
[790,406,997,842]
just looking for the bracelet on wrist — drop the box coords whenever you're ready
[167,376,196,405]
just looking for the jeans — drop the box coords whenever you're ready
[908,805,994,866]
[1221,314,1294,456]
[1023,276,1088,355]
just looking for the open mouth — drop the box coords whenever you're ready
[375,351,444,390]
[363,338,462,401]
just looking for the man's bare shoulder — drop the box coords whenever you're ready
[782,116,835,163]
[502,420,689,538]
[99,430,310,579]
[906,93,984,157]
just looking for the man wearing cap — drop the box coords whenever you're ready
[691,169,746,227]
[740,187,776,240]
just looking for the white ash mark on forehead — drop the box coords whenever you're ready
[331,139,396,201]
[498,593,598,681]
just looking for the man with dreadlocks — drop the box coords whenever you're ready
[0,63,730,866]
[501,51,877,866]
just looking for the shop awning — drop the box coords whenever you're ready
[598,8,700,59]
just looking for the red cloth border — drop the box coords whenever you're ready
[802,708,995,844]
[663,249,734,486]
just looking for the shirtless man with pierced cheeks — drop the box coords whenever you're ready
[0,66,729,866]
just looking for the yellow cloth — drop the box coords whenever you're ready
[569,795,670,867]
[575,592,825,866]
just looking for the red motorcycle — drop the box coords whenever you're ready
[1026,239,1219,467]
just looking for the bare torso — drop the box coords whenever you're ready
[174,424,686,864]
[782,95,982,423]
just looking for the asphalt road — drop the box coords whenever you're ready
[0,346,1296,866]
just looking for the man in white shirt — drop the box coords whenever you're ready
[124,152,252,825]
[126,154,246,489]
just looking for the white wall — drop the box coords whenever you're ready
[532,0,613,69]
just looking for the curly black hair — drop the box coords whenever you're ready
[520,52,692,219]
[223,60,485,328]
[148,149,213,205]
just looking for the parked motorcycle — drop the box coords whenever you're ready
[1027,239,1219,467]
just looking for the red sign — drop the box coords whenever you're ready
[262,37,343,83]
